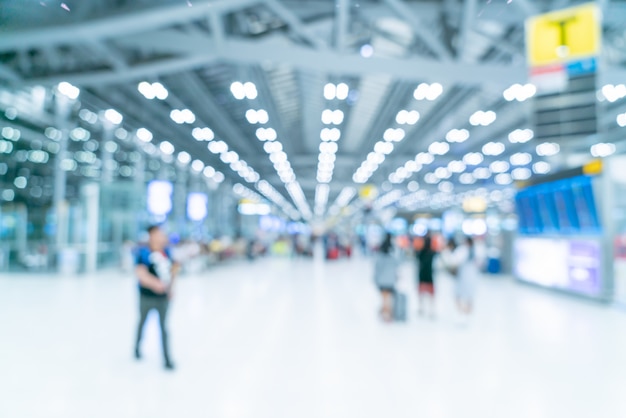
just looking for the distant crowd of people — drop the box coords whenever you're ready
[129,225,484,372]
[373,232,482,324]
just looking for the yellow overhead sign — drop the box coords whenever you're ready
[526,3,601,67]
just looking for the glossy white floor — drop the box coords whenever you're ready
[1,256,625,418]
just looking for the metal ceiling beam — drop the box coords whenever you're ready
[88,41,128,71]
[510,0,539,17]
[335,0,351,52]
[457,0,477,61]
[113,31,524,85]
[0,0,262,51]
[382,0,453,61]
[264,0,327,48]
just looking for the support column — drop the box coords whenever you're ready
[82,182,100,274]
[173,167,189,238]
[53,94,72,264]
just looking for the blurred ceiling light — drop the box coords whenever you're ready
[435,167,451,179]
[601,84,626,103]
[208,140,228,154]
[383,128,406,142]
[448,160,466,173]
[473,167,491,179]
[159,141,175,155]
[192,127,215,141]
[617,112,626,127]
[428,141,449,155]
[590,142,616,158]
[439,181,454,193]
[396,110,420,125]
[463,152,484,166]
[136,128,153,143]
[177,151,191,164]
[170,109,195,124]
[510,152,532,166]
[482,141,505,156]
[445,128,469,143]
[104,108,123,125]
[414,83,443,101]
[191,160,205,172]
[138,81,168,100]
[503,83,536,102]
[469,110,496,126]
[512,167,532,180]
[495,173,513,185]
[336,83,349,100]
[536,142,560,157]
[374,141,394,155]
[416,152,435,164]
[57,81,80,100]
[424,173,440,184]
[532,161,551,174]
[321,109,344,125]
[459,173,476,185]
[489,160,510,173]
[508,128,534,143]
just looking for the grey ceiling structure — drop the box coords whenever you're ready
[1,0,626,218]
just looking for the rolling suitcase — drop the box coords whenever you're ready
[393,291,407,322]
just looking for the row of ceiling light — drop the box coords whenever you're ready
[231,81,312,220]
[315,83,351,216]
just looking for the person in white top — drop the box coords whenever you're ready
[441,237,480,318]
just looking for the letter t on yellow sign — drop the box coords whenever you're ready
[526,3,601,67]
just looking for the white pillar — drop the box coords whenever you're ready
[82,183,100,273]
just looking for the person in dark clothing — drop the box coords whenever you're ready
[416,235,437,319]
[134,225,180,370]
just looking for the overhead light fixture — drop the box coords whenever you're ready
[445,128,469,143]
[170,109,196,124]
[138,81,168,100]
[590,142,616,158]
[103,109,123,125]
[617,112,626,127]
[512,167,532,180]
[231,81,257,100]
[413,83,443,101]
[383,128,406,142]
[532,161,551,174]
[469,110,496,127]
[508,129,534,143]
[510,152,532,166]
[192,127,215,141]
[136,128,153,143]
[177,151,191,164]
[415,152,435,165]
[601,84,626,103]
[321,109,344,125]
[57,81,80,100]
[489,160,510,174]
[482,141,505,156]
[536,142,560,157]
[503,83,536,102]
[396,110,420,125]
[463,152,484,166]
[428,141,449,156]
[159,141,175,155]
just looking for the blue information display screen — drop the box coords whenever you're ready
[515,175,601,235]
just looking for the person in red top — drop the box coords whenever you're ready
[134,225,180,370]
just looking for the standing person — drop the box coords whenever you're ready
[442,237,479,322]
[373,233,399,322]
[134,225,180,370]
[416,234,437,319]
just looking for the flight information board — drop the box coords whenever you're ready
[515,175,601,235]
